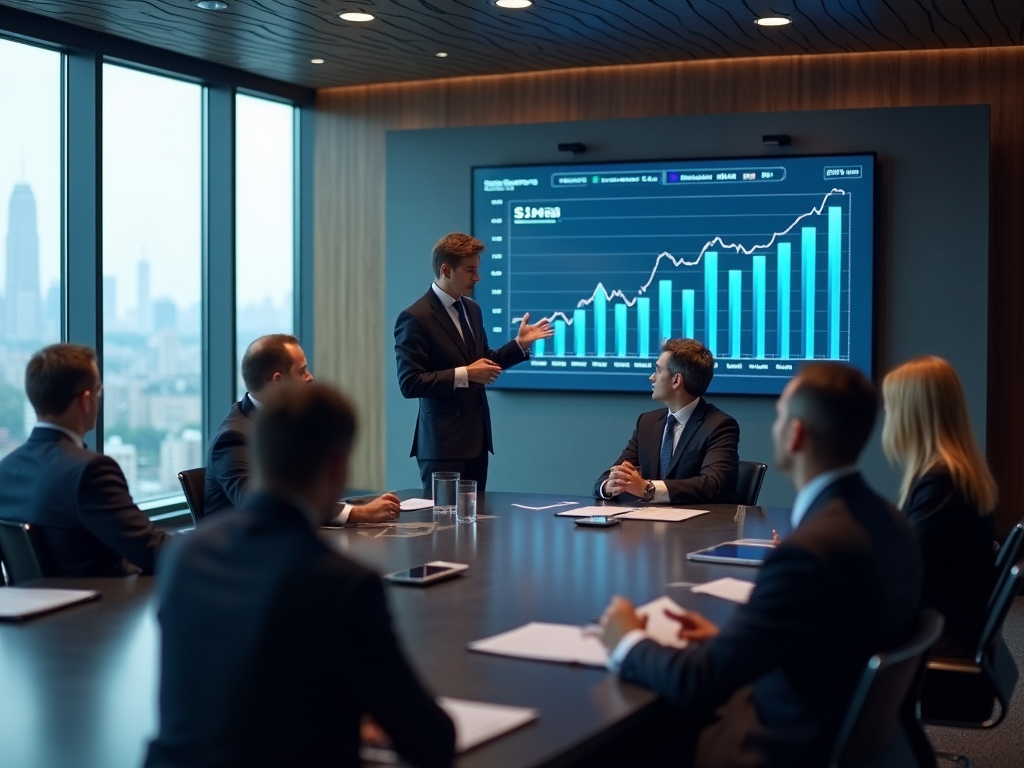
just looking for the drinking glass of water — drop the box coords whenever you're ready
[456,480,477,524]
[432,472,459,520]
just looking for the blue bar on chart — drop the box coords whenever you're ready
[595,291,607,357]
[534,338,545,357]
[704,251,718,355]
[778,243,791,358]
[752,255,766,358]
[682,289,695,339]
[553,319,566,357]
[637,298,651,357]
[573,309,587,357]
[802,227,816,359]
[658,280,672,342]
[728,270,742,358]
[614,303,628,357]
[828,206,842,359]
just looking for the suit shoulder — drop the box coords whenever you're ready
[701,399,737,423]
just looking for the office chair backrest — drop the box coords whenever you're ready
[978,565,1021,664]
[0,520,54,585]
[994,521,1022,580]
[736,461,768,506]
[829,608,944,768]
[177,468,207,525]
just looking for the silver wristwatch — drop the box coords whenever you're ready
[643,480,656,502]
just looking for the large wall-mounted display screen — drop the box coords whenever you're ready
[472,153,875,395]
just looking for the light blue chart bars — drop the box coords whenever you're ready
[828,206,842,359]
[553,319,566,357]
[573,309,587,357]
[534,338,545,357]
[682,289,695,339]
[658,280,672,341]
[637,298,651,357]
[778,243,791,358]
[595,292,607,357]
[802,227,816,359]
[752,256,766,358]
[704,251,718,355]
[614,303,628,357]
[728,270,742,358]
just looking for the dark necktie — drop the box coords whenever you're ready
[455,299,474,353]
[659,417,678,479]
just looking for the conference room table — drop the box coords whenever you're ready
[0,491,791,768]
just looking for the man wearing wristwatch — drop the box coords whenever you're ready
[594,338,740,505]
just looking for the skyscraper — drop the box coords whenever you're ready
[4,183,41,341]
[137,258,152,332]
[103,275,118,331]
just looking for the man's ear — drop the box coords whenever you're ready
[788,418,806,453]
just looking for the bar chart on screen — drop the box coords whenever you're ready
[473,154,874,395]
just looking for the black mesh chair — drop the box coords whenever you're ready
[0,520,54,585]
[177,468,207,525]
[829,608,944,768]
[991,522,1023,611]
[736,461,767,506]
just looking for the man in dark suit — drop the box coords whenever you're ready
[205,334,400,522]
[146,383,455,768]
[593,363,923,768]
[394,232,552,492]
[0,343,169,576]
[594,338,739,504]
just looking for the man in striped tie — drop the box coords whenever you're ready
[594,338,740,504]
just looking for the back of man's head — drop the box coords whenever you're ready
[241,334,300,394]
[25,343,98,418]
[787,363,878,465]
[251,382,356,492]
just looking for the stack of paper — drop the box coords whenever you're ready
[691,577,756,604]
[0,588,100,621]
[615,507,709,522]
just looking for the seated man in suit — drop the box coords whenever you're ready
[204,333,400,522]
[145,383,455,768]
[593,363,924,768]
[594,338,739,504]
[0,343,169,576]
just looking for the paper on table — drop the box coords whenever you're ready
[0,588,100,621]
[616,507,709,522]
[467,596,688,666]
[691,577,756,604]
[399,498,434,511]
[511,501,580,511]
[440,697,539,752]
[554,505,626,518]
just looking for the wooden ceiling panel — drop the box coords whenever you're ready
[1,0,1022,89]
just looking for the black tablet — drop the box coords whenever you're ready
[686,541,775,566]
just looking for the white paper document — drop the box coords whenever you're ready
[511,501,579,511]
[440,697,539,752]
[468,596,688,666]
[554,505,625,518]
[399,498,434,511]
[616,507,710,522]
[691,577,756,604]
[0,588,100,620]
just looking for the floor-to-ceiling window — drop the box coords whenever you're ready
[0,39,62,459]
[235,93,295,395]
[101,64,203,503]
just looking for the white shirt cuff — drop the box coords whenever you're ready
[652,480,670,504]
[608,629,649,674]
[334,503,352,524]
[454,366,469,389]
[599,479,613,499]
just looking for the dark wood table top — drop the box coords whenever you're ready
[0,491,790,768]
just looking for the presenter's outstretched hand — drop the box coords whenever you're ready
[353,493,401,523]
[467,358,503,384]
[595,596,646,650]
[663,608,719,642]
[516,313,554,347]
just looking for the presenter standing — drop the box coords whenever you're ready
[395,233,553,493]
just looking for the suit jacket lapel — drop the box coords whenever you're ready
[427,289,473,363]
[665,399,708,477]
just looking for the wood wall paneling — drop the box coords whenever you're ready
[314,48,1024,534]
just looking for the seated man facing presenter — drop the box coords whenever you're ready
[594,338,739,504]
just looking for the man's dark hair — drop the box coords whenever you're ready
[25,343,99,417]
[431,233,484,278]
[661,338,715,397]
[787,362,879,465]
[251,383,357,488]
[241,334,301,394]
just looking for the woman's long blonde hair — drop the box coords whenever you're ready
[882,356,997,513]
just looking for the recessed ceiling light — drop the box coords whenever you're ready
[435,52,449,58]
[338,11,375,22]
[194,0,228,9]
[754,15,792,27]
[311,58,325,64]
[494,0,533,8]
